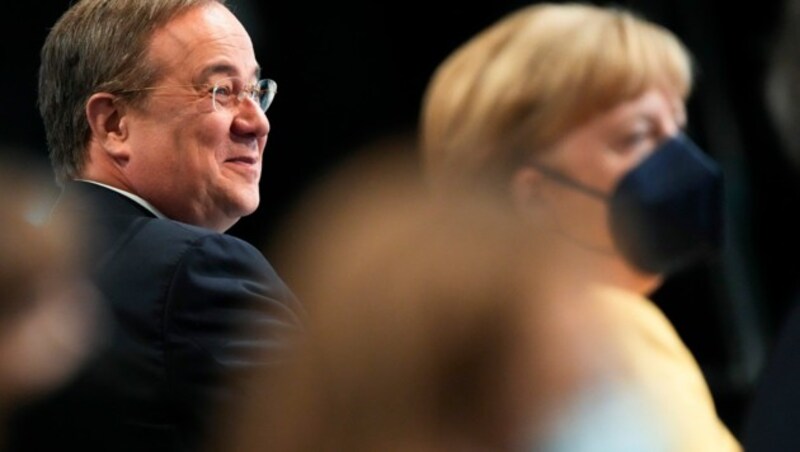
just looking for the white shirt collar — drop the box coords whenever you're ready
[77,179,167,219]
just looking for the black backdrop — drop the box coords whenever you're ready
[1,0,794,437]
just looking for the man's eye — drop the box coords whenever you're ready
[214,85,233,97]
[249,87,264,100]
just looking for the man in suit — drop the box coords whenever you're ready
[8,1,302,451]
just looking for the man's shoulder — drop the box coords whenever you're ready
[139,216,223,242]
[58,181,261,253]
[81,211,271,287]
[122,217,266,263]
[92,215,292,312]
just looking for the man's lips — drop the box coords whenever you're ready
[225,155,258,165]
[224,156,261,181]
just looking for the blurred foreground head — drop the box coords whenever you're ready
[766,0,800,170]
[0,156,100,411]
[224,143,590,451]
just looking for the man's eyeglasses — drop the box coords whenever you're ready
[117,76,277,113]
[211,77,276,113]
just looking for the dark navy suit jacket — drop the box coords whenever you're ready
[9,181,302,452]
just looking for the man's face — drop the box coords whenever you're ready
[121,3,269,232]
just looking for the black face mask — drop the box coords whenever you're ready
[529,134,723,274]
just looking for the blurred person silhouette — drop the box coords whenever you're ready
[213,145,620,452]
[421,3,739,451]
[0,153,102,447]
[742,0,800,449]
[6,1,302,451]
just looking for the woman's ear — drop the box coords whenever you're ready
[85,93,130,164]
[510,166,545,214]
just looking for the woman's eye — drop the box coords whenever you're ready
[623,131,649,147]
[616,123,658,152]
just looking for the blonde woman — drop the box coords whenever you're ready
[421,3,739,450]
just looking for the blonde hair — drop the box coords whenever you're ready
[421,2,693,191]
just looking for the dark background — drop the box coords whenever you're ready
[2,0,796,439]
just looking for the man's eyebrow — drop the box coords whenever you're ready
[198,63,236,81]
[198,63,262,81]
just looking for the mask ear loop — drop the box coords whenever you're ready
[525,161,609,200]
[523,161,617,256]
[523,131,692,202]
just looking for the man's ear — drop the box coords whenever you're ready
[85,93,130,164]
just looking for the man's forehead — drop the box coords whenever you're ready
[148,4,258,78]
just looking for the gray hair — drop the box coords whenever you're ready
[39,0,226,185]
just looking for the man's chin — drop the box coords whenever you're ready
[231,192,260,218]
